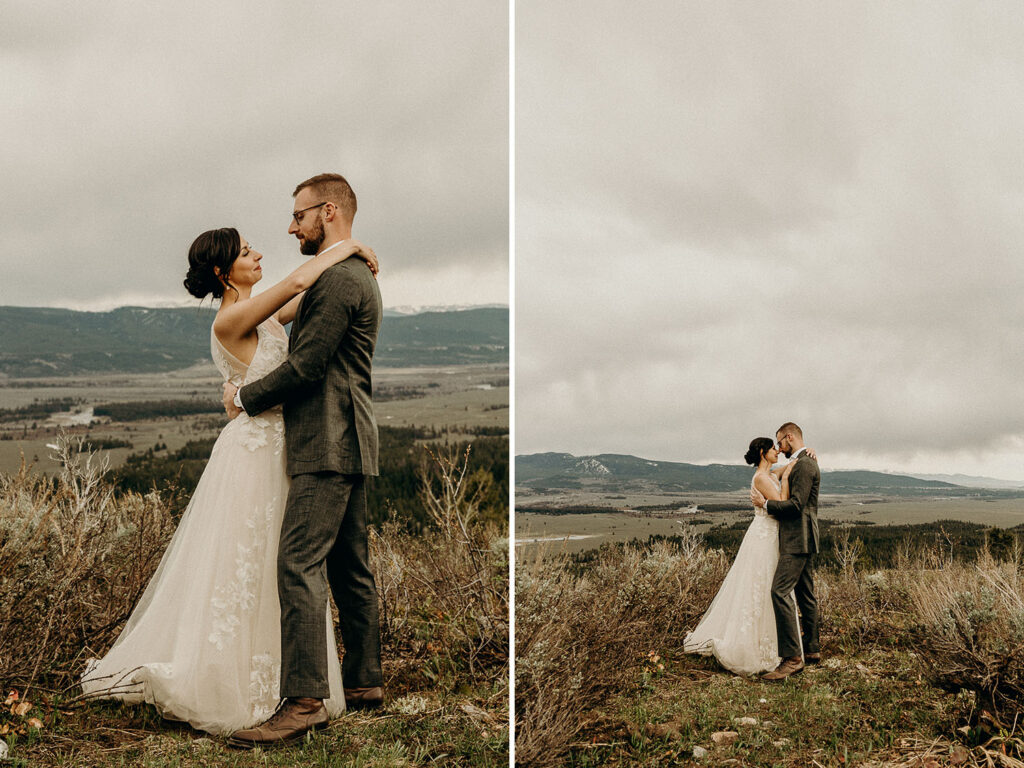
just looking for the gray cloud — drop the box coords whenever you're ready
[517,1,1024,481]
[0,1,508,309]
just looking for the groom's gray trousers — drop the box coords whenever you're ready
[771,553,820,659]
[278,471,383,698]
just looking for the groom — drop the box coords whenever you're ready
[750,421,821,681]
[223,173,384,747]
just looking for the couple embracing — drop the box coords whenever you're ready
[82,173,384,747]
[685,422,821,681]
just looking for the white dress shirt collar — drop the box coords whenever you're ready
[316,239,349,258]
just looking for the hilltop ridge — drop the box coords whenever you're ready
[0,305,508,376]
[516,450,1021,495]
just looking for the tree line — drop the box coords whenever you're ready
[94,400,224,421]
[0,397,83,423]
[571,518,1024,570]
[110,425,508,531]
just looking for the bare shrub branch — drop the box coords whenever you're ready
[0,433,176,696]
[515,538,727,767]
[371,445,509,688]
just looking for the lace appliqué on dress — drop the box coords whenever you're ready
[237,414,285,454]
[744,517,782,670]
[248,654,282,722]
[208,498,279,650]
[216,322,288,455]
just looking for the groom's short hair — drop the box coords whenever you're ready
[777,422,803,439]
[293,173,357,222]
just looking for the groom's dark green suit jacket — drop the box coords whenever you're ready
[766,451,820,555]
[238,258,381,477]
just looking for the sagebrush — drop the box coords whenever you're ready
[0,440,175,694]
[515,532,727,767]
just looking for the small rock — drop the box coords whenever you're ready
[761,720,776,728]
[733,717,757,727]
[711,730,739,746]
[758,698,767,703]
[692,745,708,759]
[772,738,791,748]
[0,740,8,759]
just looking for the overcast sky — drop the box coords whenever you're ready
[0,1,507,311]
[516,1,1024,482]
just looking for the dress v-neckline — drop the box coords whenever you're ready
[213,329,256,369]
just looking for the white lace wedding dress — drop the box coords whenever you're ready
[683,472,786,676]
[81,318,344,734]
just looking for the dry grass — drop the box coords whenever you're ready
[817,534,1024,727]
[0,437,175,696]
[516,530,1024,767]
[814,530,921,655]
[907,551,1024,728]
[514,531,727,767]
[0,436,509,766]
[372,446,509,688]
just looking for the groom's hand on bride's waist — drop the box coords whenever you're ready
[750,487,766,507]
[223,382,243,419]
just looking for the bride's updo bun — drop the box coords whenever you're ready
[744,437,774,466]
[184,227,241,300]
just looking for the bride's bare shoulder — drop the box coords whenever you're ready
[752,470,778,492]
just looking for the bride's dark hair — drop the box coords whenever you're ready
[183,227,241,300]
[744,437,774,467]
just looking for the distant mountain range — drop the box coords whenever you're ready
[516,452,1024,497]
[0,305,508,377]
[906,473,1024,490]
[384,303,508,317]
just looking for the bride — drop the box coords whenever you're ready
[81,227,377,734]
[683,437,804,676]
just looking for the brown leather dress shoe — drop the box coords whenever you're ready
[227,697,328,748]
[804,652,821,664]
[344,686,384,710]
[761,657,805,682]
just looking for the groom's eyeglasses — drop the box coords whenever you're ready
[291,202,328,224]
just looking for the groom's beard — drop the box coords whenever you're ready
[299,217,326,256]
[783,449,793,458]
